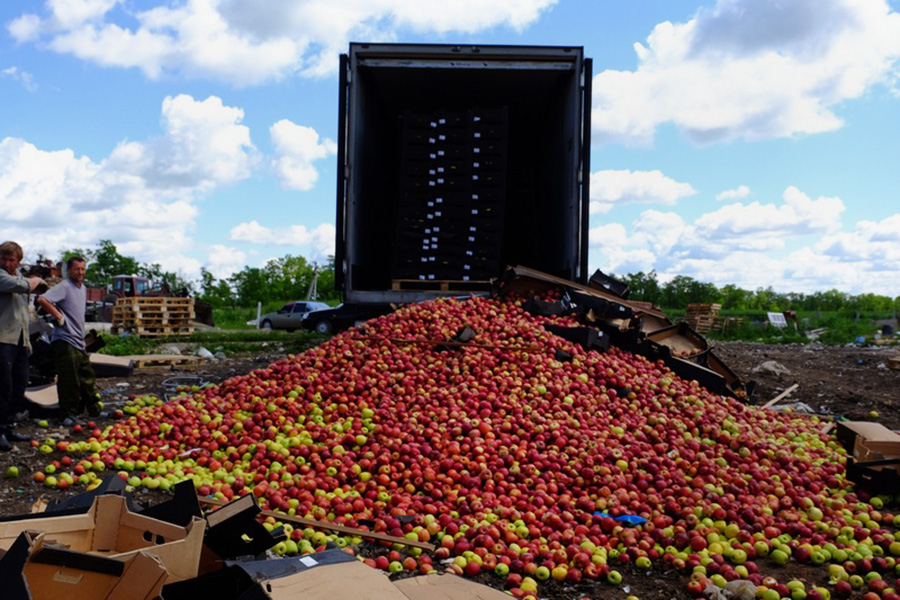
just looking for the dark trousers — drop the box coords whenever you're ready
[52,340,99,417]
[0,340,28,431]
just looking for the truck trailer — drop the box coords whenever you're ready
[304,43,592,333]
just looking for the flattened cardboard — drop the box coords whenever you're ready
[0,494,205,584]
[162,549,402,600]
[394,572,512,600]
[90,353,135,378]
[266,559,406,600]
[24,383,59,410]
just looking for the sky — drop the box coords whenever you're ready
[2,0,899,297]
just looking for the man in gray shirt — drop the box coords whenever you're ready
[0,241,44,450]
[37,255,103,426]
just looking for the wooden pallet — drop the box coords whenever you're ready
[112,324,194,337]
[391,279,492,292]
[126,354,206,369]
[116,297,194,306]
[112,297,195,337]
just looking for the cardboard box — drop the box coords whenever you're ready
[835,421,900,458]
[0,530,168,600]
[0,494,205,584]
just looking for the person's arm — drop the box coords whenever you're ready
[36,295,66,326]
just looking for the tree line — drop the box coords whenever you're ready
[619,271,899,314]
[49,241,897,314]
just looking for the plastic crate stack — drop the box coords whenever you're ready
[112,297,195,337]
[393,107,508,283]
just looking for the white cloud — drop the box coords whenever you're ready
[269,120,336,190]
[586,186,900,295]
[206,244,247,279]
[0,94,256,279]
[694,186,844,243]
[589,169,696,214]
[8,0,557,85]
[1,66,38,91]
[716,185,750,201]
[592,0,900,145]
[229,220,335,261]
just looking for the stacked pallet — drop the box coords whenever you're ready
[112,297,195,337]
[682,303,722,334]
[712,316,744,333]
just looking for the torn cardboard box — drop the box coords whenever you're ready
[0,530,168,600]
[0,494,205,584]
[836,421,900,494]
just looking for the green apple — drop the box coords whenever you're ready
[4,466,18,478]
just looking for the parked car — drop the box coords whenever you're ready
[259,301,330,331]
[300,303,392,335]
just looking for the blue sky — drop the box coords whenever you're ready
[2,0,899,296]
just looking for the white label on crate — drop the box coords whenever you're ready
[472,194,478,200]
[419,274,426,279]
[472,175,479,180]
[423,244,429,250]
[472,209,478,215]
[428,181,435,187]
[463,275,470,281]
[464,265,471,270]
[474,132,481,138]
[427,201,434,207]
[439,134,446,140]
[430,121,437,128]
[435,211,442,217]
[466,250,473,256]
[474,116,481,122]
[425,228,431,234]
[429,137,436,144]
[431,236,438,242]
[428,274,435,279]
[429,256,435,261]
[433,226,440,232]
[438,150,445,156]
[439,118,446,124]
[438,167,445,173]
[427,214,433,219]
[436,197,442,204]
[430,153,436,159]
[429,169,436,175]
[470,226,476,232]
[468,236,475,242]
[421,257,427,262]
[474,162,480,168]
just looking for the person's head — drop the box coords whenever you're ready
[0,241,23,276]
[67,256,87,285]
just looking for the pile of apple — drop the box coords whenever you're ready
[50,295,899,599]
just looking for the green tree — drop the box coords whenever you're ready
[61,240,139,287]
[720,284,751,310]
[623,271,662,305]
[199,268,236,308]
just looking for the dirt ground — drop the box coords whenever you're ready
[0,341,897,600]
[715,340,900,429]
